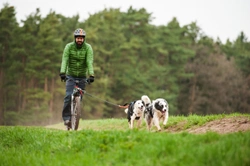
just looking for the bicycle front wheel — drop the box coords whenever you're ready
[71,96,81,130]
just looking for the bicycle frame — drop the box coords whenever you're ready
[68,79,88,131]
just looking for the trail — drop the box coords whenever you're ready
[46,116,250,134]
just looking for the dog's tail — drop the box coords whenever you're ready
[141,95,151,106]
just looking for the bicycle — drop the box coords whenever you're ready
[67,78,89,131]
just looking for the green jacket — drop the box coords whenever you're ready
[60,41,94,77]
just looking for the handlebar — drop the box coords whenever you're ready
[74,79,90,86]
[66,78,90,86]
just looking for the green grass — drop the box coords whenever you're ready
[1,113,250,166]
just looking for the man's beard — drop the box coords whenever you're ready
[76,41,83,48]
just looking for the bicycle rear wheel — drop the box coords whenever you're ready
[71,96,81,130]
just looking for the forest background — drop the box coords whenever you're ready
[1,4,250,126]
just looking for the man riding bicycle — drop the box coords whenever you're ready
[59,28,95,127]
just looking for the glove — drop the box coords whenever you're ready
[88,76,95,83]
[59,73,66,82]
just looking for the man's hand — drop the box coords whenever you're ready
[88,76,95,83]
[59,73,66,82]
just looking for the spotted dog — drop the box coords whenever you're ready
[150,98,169,131]
[124,100,145,129]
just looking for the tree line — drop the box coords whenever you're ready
[1,4,250,125]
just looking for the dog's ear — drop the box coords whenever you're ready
[155,101,163,110]
[142,101,145,106]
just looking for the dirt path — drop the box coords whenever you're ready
[47,116,250,134]
[166,116,250,134]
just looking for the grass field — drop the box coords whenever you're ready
[0,113,250,166]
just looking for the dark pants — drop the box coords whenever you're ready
[62,75,86,121]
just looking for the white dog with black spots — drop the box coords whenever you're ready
[124,100,145,129]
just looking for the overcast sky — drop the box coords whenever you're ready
[2,0,250,43]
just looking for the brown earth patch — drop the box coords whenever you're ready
[165,116,250,134]
[47,116,250,134]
